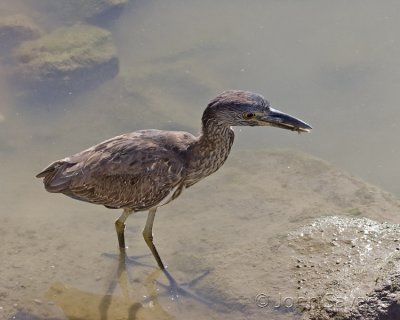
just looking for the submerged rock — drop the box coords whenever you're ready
[0,14,42,53]
[35,0,128,25]
[162,150,400,319]
[3,148,400,319]
[12,23,119,100]
[84,0,128,24]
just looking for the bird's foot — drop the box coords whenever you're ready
[102,251,155,268]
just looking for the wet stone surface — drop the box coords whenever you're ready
[288,216,400,320]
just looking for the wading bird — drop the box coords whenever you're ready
[36,90,311,269]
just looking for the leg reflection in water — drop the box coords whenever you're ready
[100,251,215,319]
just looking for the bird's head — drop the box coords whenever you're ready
[202,90,312,133]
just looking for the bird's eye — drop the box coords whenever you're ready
[243,112,255,120]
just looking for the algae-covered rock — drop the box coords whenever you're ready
[83,0,128,23]
[0,14,42,53]
[13,23,119,97]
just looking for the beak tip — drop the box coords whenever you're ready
[263,108,312,133]
[299,121,312,132]
[291,120,312,133]
[300,125,312,133]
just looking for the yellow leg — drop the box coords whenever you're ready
[143,208,165,269]
[115,208,132,250]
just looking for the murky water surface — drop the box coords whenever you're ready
[1,1,400,319]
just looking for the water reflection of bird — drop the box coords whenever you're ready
[36,90,311,269]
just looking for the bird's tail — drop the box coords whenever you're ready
[36,160,73,193]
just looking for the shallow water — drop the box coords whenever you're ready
[1,1,400,319]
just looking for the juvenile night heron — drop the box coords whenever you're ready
[36,90,311,270]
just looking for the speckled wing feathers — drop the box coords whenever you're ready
[36,130,195,210]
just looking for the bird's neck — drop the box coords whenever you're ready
[185,120,234,186]
[199,119,234,147]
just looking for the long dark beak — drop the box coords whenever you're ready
[260,107,312,133]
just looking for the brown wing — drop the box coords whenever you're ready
[36,130,194,210]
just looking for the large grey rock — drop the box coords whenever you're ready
[289,216,400,320]
[12,23,119,99]
[346,272,400,319]
[129,150,400,319]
